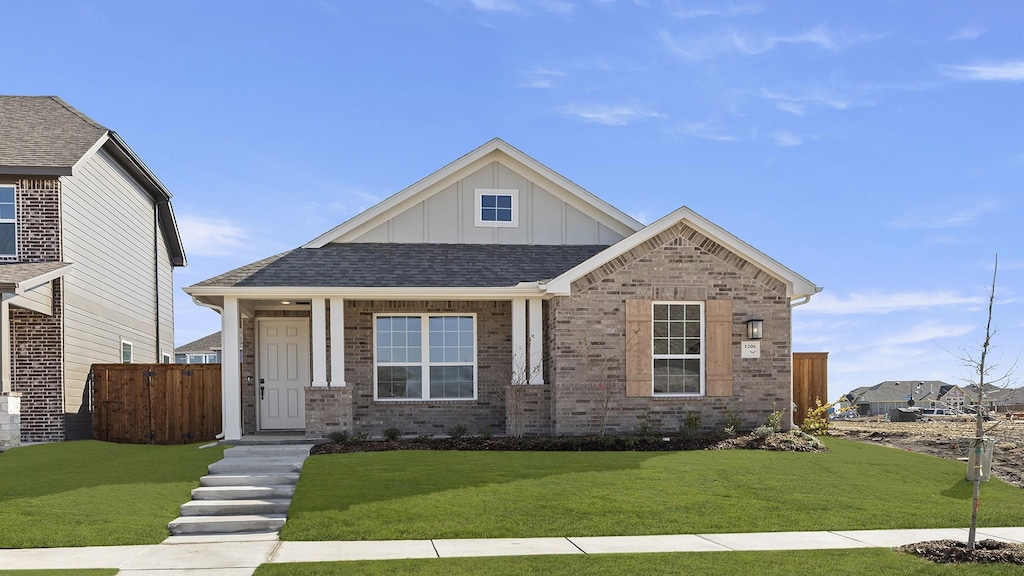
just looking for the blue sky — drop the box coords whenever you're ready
[4,0,1023,402]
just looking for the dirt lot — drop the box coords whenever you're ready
[831,418,1024,489]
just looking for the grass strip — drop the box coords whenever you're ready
[254,549,1024,576]
[282,437,1024,540]
[0,440,226,548]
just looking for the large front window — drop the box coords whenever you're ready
[375,314,476,400]
[652,302,704,395]
[0,185,16,257]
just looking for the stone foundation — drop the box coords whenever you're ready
[0,392,22,449]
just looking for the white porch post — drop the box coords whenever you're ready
[528,298,544,385]
[329,297,346,386]
[311,297,328,387]
[221,296,242,441]
[512,298,527,385]
[1,299,9,393]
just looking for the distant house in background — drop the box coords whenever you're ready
[0,96,185,441]
[843,380,960,416]
[175,332,222,364]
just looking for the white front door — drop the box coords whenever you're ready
[258,319,308,430]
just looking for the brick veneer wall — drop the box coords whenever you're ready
[10,179,65,442]
[344,300,510,437]
[545,222,793,436]
[305,386,353,438]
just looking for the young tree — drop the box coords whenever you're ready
[955,255,1018,549]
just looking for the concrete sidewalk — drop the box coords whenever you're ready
[0,527,1021,574]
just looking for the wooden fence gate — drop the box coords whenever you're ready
[92,364,222,444]
[793,352,829,427]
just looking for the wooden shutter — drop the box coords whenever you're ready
[624,299,652,397]
[705,300,733,397]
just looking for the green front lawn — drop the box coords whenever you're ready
[282,438,1024,541]
[0,440,226,548]
[255,549,1024,576]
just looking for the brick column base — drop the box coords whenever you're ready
[305,386,353,440]
[0,392,22,449]
[506,384,552,437]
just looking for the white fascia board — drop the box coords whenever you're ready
[544,206,820,299]
[303,138,643,248]
[0,263,74,295]
[183,285,548,301]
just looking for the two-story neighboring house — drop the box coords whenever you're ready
[0,96,185,441]
[187,138,819,441]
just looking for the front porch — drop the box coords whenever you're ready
[214,296,549,441]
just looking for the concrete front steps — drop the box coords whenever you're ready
[168,444,314,536]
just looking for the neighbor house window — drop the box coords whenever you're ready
[375,314,476,400]
[162,352,172,364]
[121,340,134,363]
[0,185,16,257]
[652,302,704,395]
[474,188,518,227]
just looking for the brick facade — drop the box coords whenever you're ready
[543,222,793,436]
[10,179,65,442]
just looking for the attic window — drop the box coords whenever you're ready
[474,189,518,228]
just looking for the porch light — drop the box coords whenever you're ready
[746,318,764,340]
[281,301,291,305]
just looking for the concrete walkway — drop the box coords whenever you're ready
[0,527,1022,574]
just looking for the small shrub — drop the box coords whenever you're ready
[327,430,349,444]
[767,405,783,433]
[789,429,822,448]
[351,431,369,442]
[448,424,468,439]
[801,399,833,436]
[635,409,654,438]
[678,411,702,439]
[383,427,402,441]
[478,426,492,438]
[751,425,774,440]
[722,425,737,439]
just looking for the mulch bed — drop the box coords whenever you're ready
[310,430,829,455]
[898,539,1024,564]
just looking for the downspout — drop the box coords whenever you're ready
[154,202,161,362]
[191,296,226,439]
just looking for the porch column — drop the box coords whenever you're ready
[528,298,544,385]
[311,297,328,387]
[1,299,9,393]
[511,298,527,385]
[221,296,242,441]
[329,297,346,386]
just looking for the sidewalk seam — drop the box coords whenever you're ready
[565,536,588,554]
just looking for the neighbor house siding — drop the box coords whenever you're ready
[545,222,793,436]
[345,159,630,246]
[61,149,173,419]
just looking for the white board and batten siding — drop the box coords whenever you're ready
[60,148,176,413]
[344,161,629,246]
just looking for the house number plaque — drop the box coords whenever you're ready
[741,341,760,358]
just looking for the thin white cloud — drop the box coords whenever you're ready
[177,215,249,257]
[660,26,880,62]
[469,0,523,12]
[878,321,975,346]
[803,291,986,315]
[888,201,997,229]
[761,87,861,115]
[464,0,572,14]
[519,68,566,88]
[673,121,738,142]
[559,103,663,125]
[947,25,987,42]
[768,129,803,147]
[671,3,763,19]
[940,61,1024,82]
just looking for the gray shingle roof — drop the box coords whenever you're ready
[0,261,73,290]
[0,96,107,172]
[176,332,222,353]
[193,243,609,288]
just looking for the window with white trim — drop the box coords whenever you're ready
[0,185,16,257]
[162,352,172,364]
[374,314,476,400]
[474,188,518,227]
[121,340,134,363]
[652,302,704,395]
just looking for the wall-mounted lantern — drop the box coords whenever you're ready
[746,318,764,340]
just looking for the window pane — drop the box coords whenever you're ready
[122,343,132,363]
[653,322,668,338]
[481,208,496,221]
[0,187,14,203]
[653,338,668,355]
[496,208,512,222]
[429,365,474,399]
[0,205,14,219]
[481,195,496,208]
[496,195,512,208]
[653,304,668,321]
[377,316,420,363]
[685,304,701,320]
[377,366,422,399]
[669,321,685,337]
[685,322,700,338]
[0,223,14,256]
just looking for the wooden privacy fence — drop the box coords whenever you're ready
[793,352,829,426]
[92,364,221,444]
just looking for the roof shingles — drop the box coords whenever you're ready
[0,96,107,170]
[194,243,609,288]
